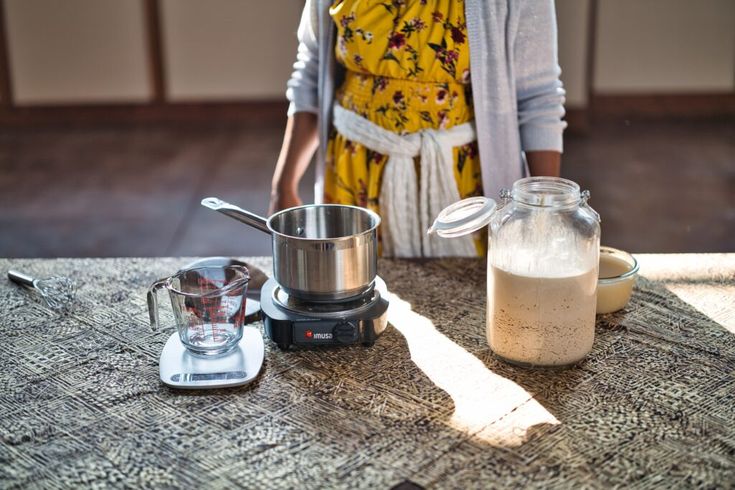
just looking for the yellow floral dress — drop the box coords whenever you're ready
[324,0,485,255]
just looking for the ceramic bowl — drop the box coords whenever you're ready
[597,246,639,314]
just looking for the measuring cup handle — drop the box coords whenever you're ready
[147,278,168,330]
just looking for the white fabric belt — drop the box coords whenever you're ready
[332,103,478,258]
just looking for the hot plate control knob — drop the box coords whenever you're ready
[333,322,358,344]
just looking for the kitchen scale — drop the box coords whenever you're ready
[159,327,264,389]
[158,258,267,389]
[260,276,390,350]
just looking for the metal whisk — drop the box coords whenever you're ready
[8,270,77,315]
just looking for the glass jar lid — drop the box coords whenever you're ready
[428,196,497,238]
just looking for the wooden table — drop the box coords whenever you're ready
[1,255,733,488]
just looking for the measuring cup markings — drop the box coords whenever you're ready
[148,265,250,356]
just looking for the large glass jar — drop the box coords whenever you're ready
[431,177,601,367]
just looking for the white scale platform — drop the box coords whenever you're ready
[159,327,264,389]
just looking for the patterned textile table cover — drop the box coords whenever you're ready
[1,256,734,489]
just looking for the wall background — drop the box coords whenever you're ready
[594,0,735,95]
[5,0,151,104]
[1,0,733,112]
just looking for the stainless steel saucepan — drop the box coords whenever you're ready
[201,197,380,301]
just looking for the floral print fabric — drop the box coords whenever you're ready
[324,0,484,255]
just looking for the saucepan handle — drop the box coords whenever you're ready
[200,197,271,235]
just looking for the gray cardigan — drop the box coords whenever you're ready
[286,0,567,202]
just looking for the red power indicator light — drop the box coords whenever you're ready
[305,329,313,339]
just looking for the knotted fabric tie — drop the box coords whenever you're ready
[332,104,477,257]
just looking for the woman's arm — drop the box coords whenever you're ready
[526,150,561,177]
[269,112,319,213]
[269,0,320,214]
[514,0,566,176]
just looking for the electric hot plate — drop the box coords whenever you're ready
[260,277,390,350]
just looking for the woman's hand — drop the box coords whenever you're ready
[268,188,302,215]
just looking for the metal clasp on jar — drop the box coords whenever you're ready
[499,188,513,208]
[581,190,601,223]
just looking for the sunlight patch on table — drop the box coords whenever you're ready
[664,284,735,333]
[386,291,559,447]
[636,254,735,333]
[637,254,735,282]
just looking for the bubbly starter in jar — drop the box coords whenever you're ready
[487,265,598,366]
[429,176,601,367]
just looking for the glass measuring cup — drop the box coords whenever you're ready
[147,265,250,356]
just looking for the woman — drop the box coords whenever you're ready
[269,0,566,257]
